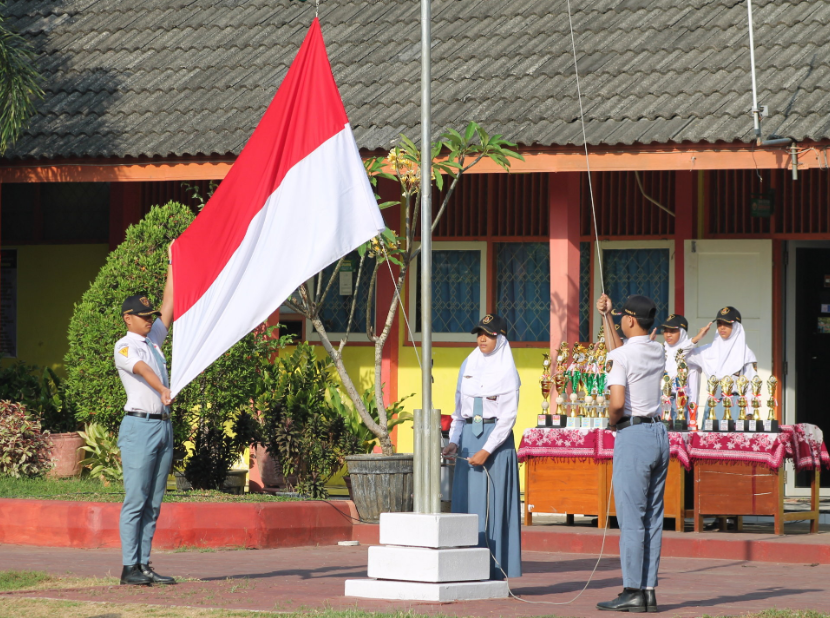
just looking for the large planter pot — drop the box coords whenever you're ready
[46,432,85,478]
[344,453,413,523]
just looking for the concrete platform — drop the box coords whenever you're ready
[367,545,490,582]
[345,578,509,601]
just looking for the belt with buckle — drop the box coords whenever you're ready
[465,418,496,424]
[126,411,171,421]
[615,416,657,431]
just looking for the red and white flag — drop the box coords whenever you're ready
[170,18,384,397]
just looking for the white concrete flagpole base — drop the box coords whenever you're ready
[344,513,510,602]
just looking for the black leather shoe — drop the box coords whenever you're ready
[597,588,647,612]
[120,564,152,586]
[140,564,176,585]
[644,589,658,612]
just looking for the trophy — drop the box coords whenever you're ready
[703,375,719,431]
[719,376,736,432]
[734,375,750,431]
[566,344,586,428]
[764,375,780,432]
[594,343,609,429]
[749,375,763,431]
[674,354,689,431]
[660,373,673,429]
[538,353,554,427]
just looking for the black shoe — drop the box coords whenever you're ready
[644,589,658,613]
[140,563,176,585]
[597,588,647,612]
[120,564,152,586]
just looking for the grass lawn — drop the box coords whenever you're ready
[0,476,304,503]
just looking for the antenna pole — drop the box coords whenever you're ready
[746,0,762,145]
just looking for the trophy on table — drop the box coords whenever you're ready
[550,343,569,428]
[734,375,750,431]
[674,353,690,431]
[764,375,780,433]
[538,353,554,427]
[661,373,673,429]
[703,375,720,431]
[566,344,587,428]
[719,376,736,432]
[594,343,610,429]
[749,375,763,432]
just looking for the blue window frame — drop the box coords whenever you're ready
[415,247,483,335]
[496,243,550,342]
[603,248,670,330]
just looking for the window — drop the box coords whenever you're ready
[306,251,376,339]
[410,242,487,341]
[496,243,550,342]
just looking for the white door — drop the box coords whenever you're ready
[684,240,773,406]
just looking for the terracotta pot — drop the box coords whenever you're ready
[47,432,85,478]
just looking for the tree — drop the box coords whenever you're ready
[284,122,522,455]
[0,2,43,154]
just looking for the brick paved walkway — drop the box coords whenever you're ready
[1,543,829,616]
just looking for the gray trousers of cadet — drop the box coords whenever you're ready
[118,414,173,566]
[612,421,669,589]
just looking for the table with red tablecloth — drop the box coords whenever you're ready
[518,427,691,531]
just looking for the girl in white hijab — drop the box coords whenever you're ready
[656,314,711,407]
[442,314,522,580]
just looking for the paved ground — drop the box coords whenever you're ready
[1,543,829,617]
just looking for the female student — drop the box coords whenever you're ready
[658,314,710,409]
[441,314,522,580]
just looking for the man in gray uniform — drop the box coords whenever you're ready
[596,293,668,612]
[113,244,175,586]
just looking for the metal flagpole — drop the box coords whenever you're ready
[414,0,440,514]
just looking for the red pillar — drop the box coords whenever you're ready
[674,171,695,315]
[549,172,581,349]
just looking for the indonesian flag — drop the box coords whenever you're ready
[169,18,384,397]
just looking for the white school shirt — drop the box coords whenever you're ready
[114,319,169,415]
[448,389,520,455]
[606,335,665,418]
[664,338,700,404]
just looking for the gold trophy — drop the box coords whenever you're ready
[704,375,719,431]
[765,375,780,432]
[734,375,749,431]
[719,376,736,431]
[749,375,763,431]
[674,354,689,431]
[538,353,554,427]
[661,373,673,428]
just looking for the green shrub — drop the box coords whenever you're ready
[254,343,362,498]
[0,363,76,433]
[0,401,52,478]
[63,201,270,472]
[329,386,413,454]
[78,423,122,484]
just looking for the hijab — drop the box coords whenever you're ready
[663,328,691,378]
[688,321,756,377]
[459,334,521,398]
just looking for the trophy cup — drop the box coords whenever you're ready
[734,375,749,431]
[719,376,736,432]
[674,354,690,431]
[661,373,673,429]
[594,345,609,429]
[764,375,780,432]
[703,375,719,431]
[566,344,585,428]
[749,375,763,432]
[551,372,568,428]
[538,353,554,427]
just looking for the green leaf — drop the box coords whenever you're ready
[464,122,477,144]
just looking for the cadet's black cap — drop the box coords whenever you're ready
[661,313,689,331]
[714,306,742,323]
[471,314,508,337]
[621,295,657,321]
[122,294,161,317]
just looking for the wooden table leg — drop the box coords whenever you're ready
[524,461,533,526]
[598,460,609,529]
[675,462,685,532]
[810,467,820,534]
[566,514,575,525]
[774,467,784,536]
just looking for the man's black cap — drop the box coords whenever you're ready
[122,294,161,317]
[661,314,689,331]
[715,306,741,323]
[471,314,508,337]
[621,295,657,321]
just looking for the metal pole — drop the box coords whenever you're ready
[414,0,437,514]
[746,0,762,145]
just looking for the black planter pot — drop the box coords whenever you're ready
[344,454,413,523]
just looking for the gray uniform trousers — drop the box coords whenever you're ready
[612,421,670,589]
[118,414,173,565]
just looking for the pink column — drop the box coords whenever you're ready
[549,172,582,349]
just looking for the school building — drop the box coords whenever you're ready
[2,1,829,497]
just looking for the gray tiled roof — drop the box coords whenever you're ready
[4,0,830,159]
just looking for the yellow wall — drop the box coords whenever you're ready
[1,244,109,375]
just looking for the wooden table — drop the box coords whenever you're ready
[523,456,689,531]
[693,461,820,534]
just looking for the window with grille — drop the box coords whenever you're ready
[411,242,487,341]
[307,252,376,338]
[602,248,671,330]
[495,243,549,342]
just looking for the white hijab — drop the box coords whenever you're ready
[459,334,521,398]
[689,322,756,376]
[663,328,691,378]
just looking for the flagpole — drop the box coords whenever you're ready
[415,0,440,515]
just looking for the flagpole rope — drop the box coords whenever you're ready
[380,243,422,373]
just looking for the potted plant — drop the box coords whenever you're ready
[281,123,522,519]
